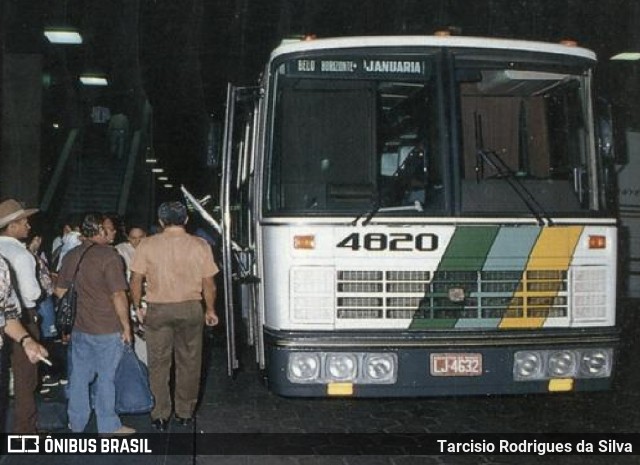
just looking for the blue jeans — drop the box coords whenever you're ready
[68,330,124,434]
[37,295,57,338]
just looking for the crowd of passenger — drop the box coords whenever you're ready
[0,198,219,436]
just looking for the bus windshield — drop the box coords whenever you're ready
[455,55,595,217]
[265,51,599,218]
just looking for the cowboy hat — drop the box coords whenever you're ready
[0,199,38,229]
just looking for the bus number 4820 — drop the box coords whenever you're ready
[336,232,438,252]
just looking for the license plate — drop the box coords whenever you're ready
[430,353,483,377]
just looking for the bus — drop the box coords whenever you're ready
[213,35,619,397]
[618,130,640,298]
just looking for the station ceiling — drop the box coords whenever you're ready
[2,0,638,191]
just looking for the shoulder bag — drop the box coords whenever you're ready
[55,244,94,336]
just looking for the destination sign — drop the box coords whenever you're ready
[286,57,428,78]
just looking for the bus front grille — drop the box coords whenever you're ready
[336,269,569,320]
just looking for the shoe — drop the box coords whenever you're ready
[175,416,193,426]
[42,375,60,387]
[101,425,135,437]
[152,418,168,431]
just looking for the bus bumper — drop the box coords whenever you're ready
[263,328,619,397]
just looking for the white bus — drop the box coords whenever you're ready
[215,35,619,397]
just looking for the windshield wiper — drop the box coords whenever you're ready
[476,149,554,226]
[353,201,424,226]
[474,112,553,226]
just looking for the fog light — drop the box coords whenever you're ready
[326,353,357,381]
[514,351,544,380]
[548,350,577,377]
[288,353,320,383]
[363,354,397,384]
[579,349,612,378]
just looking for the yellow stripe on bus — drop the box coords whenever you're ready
[500,226,583,329]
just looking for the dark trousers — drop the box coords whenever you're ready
[145,301,204,420]
[10,308,39,433]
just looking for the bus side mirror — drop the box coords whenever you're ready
[596,98,625,165]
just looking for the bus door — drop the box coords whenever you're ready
[221,83,260,376]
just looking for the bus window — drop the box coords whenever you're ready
[268,73,442,215]
[272,79,376,212]
[377,80,443,212]
[457,68,593,216]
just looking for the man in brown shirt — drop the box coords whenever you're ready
[130,201,218,431]
[55,213,134,435]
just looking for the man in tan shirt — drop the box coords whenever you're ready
[129,201,218,431]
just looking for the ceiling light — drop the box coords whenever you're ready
[44,29,83,44]
[610,52,640,61]
[163,183,174,188]
[152,168,164,173]
[145,158,157,164]
[157,176,168,181]
[79,75,108,86]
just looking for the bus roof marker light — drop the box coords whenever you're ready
[560,39,578,47]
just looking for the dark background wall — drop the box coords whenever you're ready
[0,0,638,204]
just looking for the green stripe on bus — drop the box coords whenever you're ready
[410,226,500,329]
[438,226,500,271]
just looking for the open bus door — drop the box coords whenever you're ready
[219,83,261,377]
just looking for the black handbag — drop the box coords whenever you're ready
[55,244,94,335]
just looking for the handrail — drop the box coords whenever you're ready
[40,128,79,212]
[117,129,141,216]
[116,99,152,216]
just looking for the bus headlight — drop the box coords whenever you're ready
[514,351,544,380]
[287,351,399,384]
[326,354,357,381]
[363,354,397,384]
[547,351,577,377]
[515,348,613,381]
[579,349,612,378]
[288,353,321,382]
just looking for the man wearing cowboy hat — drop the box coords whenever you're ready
[0,198,43,433]
[1,255,49,433]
